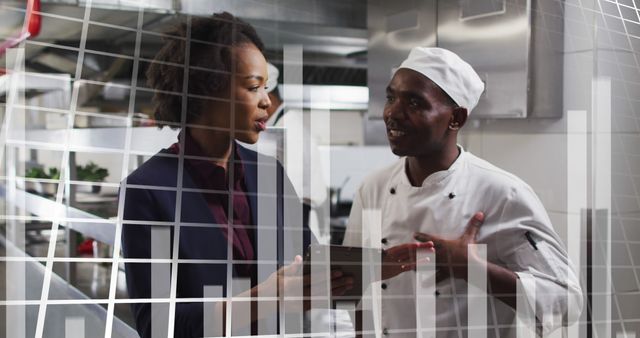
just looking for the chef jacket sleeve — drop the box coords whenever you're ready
[495,185,584,335]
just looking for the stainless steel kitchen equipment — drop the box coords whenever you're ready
[367,0,564,120]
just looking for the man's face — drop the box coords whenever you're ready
[383,68,455,157]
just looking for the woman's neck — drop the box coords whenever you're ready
[188,128,233,170]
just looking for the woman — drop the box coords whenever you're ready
[120,12,354,337]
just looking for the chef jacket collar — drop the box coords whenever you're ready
[398,145,467,193]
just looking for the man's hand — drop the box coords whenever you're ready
[413,212,485,283]
[382,241,435,280]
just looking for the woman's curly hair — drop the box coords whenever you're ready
[146,12,265,128]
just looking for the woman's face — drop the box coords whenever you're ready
[199,43,271,144]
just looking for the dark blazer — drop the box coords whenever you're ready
[121,142,313,338]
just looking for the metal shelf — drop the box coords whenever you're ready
[23,126,179,154]
[0,234,138,338]
[0,184,117,246]
[2,126,289,246]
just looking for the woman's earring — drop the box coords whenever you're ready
[448,122,460,130]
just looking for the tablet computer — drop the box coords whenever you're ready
[304,244,384,301]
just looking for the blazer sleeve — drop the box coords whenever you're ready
[120,183,206,338]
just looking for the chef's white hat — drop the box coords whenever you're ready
[266,62,279,93]
[398,47,484,113]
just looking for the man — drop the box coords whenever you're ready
[342,47,582,337]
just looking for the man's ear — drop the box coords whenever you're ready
[452,106,468,129]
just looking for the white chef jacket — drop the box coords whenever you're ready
[342,147,583,338]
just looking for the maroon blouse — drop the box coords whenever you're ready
[168,131,255,264]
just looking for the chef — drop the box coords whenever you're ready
[342,47,583,337]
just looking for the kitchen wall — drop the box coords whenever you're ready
[458,1,640,335]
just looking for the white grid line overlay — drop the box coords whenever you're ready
[166,14,191,338]
[0,0,638,336]
[104,1,145,337]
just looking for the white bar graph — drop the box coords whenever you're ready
[203,285,223,337]
[335,302,357,337]
[544,315,563,338]
[468,244,487,338]
[65,317,85,338]
[4,47,27,338]
[362,209,382,338]
[310,86,331,244]
[567,110,587,338]
[257,132,279,335]
[151,227,170,337]
[231,278,251,336]
[310,244,331,336]
[416,249,436,338]
[282,44,305,334]
[516,272,536,338]
[592,77,612,338]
